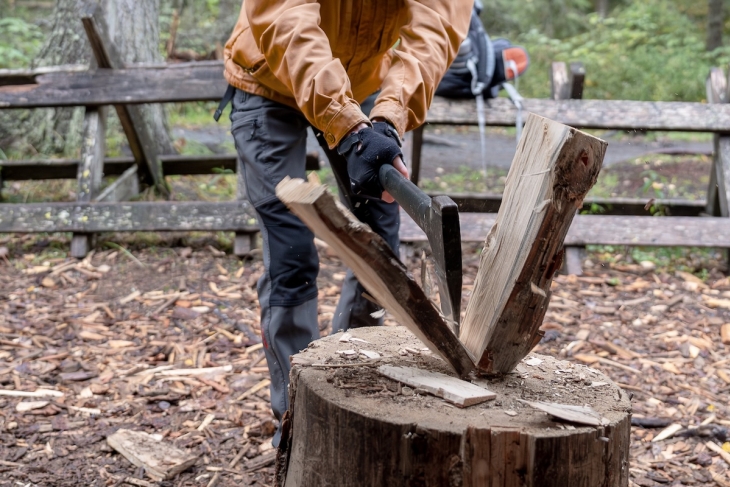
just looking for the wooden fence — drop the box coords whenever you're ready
[1,4,729,273]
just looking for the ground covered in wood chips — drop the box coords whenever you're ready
[1,234,730,487]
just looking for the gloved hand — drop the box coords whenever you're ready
[337,122,403,199]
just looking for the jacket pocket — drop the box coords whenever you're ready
[231,25,266,73]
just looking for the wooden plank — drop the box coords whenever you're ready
[399,211,730,247]
[377,365,495,407]
[460,114,606,374]
[432,192,706,216]
[76,107,107,203]
[95,166,139,203]
[569,62,585,100]
[550,62,570,100]
[106,429,198,481]
[2,63,730,133]
[234,154,251,256]
[562,247,585,276]
[275,177,475,377]
[80,2,167,195]
[0,153,316,180]
[408,125,424,185]
[71,106,107,258]
[426,97,730,132]
[0,201,258,233]
[0,63,86,86]
[706,68,726,216]
[0,65,226,108]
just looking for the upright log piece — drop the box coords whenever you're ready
[275,177,474,377]
[460,114,606,374]
[278,326,631,487]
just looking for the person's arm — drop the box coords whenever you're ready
[370,0,473,137]
[244,0,369,148]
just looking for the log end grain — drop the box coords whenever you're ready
[279,326,631,487]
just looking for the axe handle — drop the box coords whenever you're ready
[379,164,431,228]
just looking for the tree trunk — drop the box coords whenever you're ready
[103,0,174,155]
[278,326,632,487]
[3,0,173,157]
[595,0,609,19]
[707,0,724,51]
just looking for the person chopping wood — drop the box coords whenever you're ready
[216,0,473,447]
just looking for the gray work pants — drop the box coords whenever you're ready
[230,89,400,447]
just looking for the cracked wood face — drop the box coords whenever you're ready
[460,113,607,375]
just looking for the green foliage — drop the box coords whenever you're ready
[0,17,43,69]
[502,0,730,101]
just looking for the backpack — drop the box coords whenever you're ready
[436,3,528,99]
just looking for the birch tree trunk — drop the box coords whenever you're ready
[5,0,173,157]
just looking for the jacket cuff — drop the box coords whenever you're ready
[370,100,408,138]
[323,102,369,149]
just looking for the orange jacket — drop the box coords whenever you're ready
[223,0,473,148]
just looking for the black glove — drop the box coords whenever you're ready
[337,122,403,199]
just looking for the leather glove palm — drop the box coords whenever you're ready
[337,122,403,199]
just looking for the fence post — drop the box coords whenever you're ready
[552,61,587,275]
[71,106,107,258]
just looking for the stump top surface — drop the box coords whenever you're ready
[294,326,631,437]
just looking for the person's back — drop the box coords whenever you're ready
[224,0,472,147]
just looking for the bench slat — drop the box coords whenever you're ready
[3,63,730,133]
[400,212,730,248]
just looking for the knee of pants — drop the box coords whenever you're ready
[257,198,319,307]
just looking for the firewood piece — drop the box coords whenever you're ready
[275,177,474,377]
[461,113,606,374]
[107,429,198,481]
[378,365,495,407]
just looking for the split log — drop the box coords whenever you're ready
[275,177,474,377]
[278,326,631,486]
[460,114,606,374]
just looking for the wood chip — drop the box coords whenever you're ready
[378,365,496,407]
[518,400,609,427]
[706,440,730,465]
[16,400,50,412]
[107,429,199,481]
[0,389,64,398]
[652,423,683,442]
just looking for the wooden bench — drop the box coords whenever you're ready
[2,27,729,271]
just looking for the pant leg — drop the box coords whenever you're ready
[313,94,401,331]
[230,89,319,447]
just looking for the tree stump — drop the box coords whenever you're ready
[277,326,631,487]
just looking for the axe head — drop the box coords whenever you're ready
[428,196,463,328]
[378,165,463,329]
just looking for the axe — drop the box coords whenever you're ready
[379,164,463,330]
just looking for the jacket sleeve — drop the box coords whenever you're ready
[370,0,473,136]
[244,0,369,148]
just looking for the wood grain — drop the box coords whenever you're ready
[460,114,606,374]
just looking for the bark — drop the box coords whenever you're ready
[707,0,724,51]
[103,0,174,155]
[1,0,173,157]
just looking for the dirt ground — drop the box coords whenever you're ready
[1,235,730,487]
